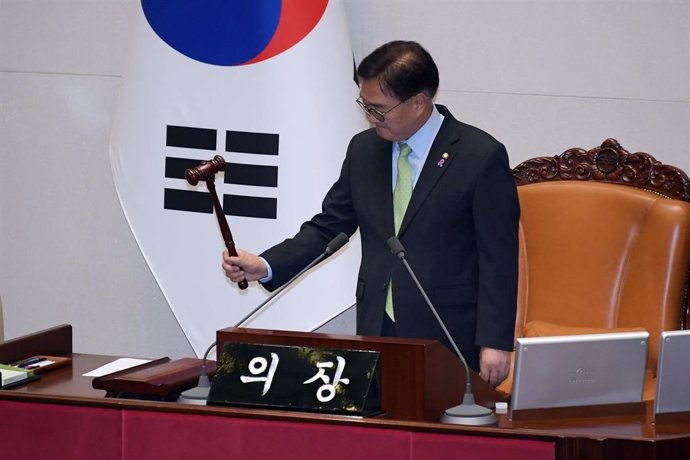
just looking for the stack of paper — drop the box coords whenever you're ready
[0,364,32,387]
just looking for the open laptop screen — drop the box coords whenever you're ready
[511,331,649,410]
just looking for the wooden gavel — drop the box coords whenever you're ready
[185,155,248,290]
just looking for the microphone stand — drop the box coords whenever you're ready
[387,237,497,426]
[178,341,216,404]
[178,233,350,404]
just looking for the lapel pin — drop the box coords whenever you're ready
[437,152,450,168]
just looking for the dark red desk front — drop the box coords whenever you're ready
[2,353,690,460]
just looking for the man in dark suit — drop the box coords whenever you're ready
[223,41,520,386]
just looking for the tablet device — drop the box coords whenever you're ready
[511,331,649,410]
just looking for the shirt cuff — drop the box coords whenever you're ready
[259,257,273,283]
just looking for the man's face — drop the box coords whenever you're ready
[358,79,422,142]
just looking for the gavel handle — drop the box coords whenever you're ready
[206,178,248,290]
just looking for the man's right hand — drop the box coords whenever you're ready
[222,249,268,283]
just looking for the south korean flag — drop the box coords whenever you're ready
[110,0,366,356]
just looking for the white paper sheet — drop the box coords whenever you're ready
[82,358,151,377]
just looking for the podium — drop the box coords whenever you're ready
[216,327,506,422]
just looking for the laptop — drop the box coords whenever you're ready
[654,330,690,415]
[511,331,649,410]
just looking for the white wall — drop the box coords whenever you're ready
[1,0,688,359]
[347,0,689,162]
[0,0,194,358]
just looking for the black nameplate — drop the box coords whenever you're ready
[207,342,380,415]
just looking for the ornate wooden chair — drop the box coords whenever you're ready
[498,138,690,399]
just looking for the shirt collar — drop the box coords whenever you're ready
[399,105,444,159]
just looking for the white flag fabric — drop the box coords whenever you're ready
[110,0,366,356]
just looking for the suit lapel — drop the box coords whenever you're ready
[398,110,461,236]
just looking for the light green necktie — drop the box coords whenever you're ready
[385,142,413,321]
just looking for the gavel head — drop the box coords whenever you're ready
[185,155,226,185]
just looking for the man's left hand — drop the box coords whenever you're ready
[479,347,511,387]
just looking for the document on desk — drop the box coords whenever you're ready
[83,358,152,377]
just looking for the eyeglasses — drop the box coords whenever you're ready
[356,96,407,122]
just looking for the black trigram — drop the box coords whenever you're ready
[163,125,279,219]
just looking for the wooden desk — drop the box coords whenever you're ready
[2,353,689,460]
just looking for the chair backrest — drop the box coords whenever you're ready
[511,138,690,376]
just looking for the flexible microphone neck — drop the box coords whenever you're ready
[200,341,216,376]
[387,236,496,425]
[235,232,349,328]
[387,237,471,394]
[180,233,350,404]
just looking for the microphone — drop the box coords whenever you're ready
[386,236,497,426]
[179,233,350,404]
